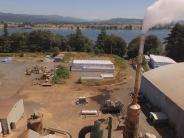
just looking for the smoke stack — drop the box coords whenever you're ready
[124,34,145,138]
[143,0,184,32]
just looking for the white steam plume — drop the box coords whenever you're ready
[143,0,184,33]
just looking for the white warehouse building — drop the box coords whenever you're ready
[0,98,24,136]
[71,59,114,73]
[149,54,176,69]
[141,63,184,138]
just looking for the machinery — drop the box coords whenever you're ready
[75,97,88,105]
[101,100,123,114]
[78,117,112,138]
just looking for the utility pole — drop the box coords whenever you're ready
[124,35,145,138]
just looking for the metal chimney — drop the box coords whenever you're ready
[124,35,145,138]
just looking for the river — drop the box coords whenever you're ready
[0,28,170,43]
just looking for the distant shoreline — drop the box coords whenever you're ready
[0,25,142,30]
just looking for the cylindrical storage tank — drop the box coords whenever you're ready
[10,122,16,130]
[27,118,43,134]
[81,110,98,116]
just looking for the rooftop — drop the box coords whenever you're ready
[73,59,113,65]
[143,63,184,110]
[150,54,176,63]
[0,98,20,118]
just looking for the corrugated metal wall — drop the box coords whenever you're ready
[71,63,114,73]
[7,99,24,133]
[141,77,184,138]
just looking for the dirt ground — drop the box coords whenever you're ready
[0,57,174,138]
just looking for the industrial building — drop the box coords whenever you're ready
[0,98,24,136]
[149,54,176,68]
[71,59,115,81]
[71,59,114,73]
[140,63,184,138]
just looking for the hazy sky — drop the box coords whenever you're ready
[0,0,155,19]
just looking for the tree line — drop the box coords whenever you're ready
[0,23,184,62]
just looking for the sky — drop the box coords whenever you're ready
[0,0,155,20]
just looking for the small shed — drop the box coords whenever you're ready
[0,98,24,135]
[71,59,114,73]
[149,54,176,68]
[53,54,64,62]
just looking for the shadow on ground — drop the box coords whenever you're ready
[141,104,176,138]
[90,88,112,105]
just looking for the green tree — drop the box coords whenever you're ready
[0,23,11,52]
[0,30,66,53]
[52,47,60,57]
[95,29,127,56]
[104,35,127,56]
[67,27,93,52]
[52,34,67,51]
[52,65,69,84]
[0,36,11,53]
[165,23,184,62]
[9,32,28,52]
[127,35,162,59]
[27,30,66,52]
[27,30,53,52]
[95,28,107,54]
[3,23,8,37]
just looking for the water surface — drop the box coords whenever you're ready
[0,28,170,43]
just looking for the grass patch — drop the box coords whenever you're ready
[63,52,127,70]
[52,65,70,84]
[63,52,128,86]
[0,52,50,57]
[142,62,150,72]
[111,55,127,70]
[63,52,97,63]
[0,53,17,57]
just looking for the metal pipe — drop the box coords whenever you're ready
[81,110,98,116]
[108,117,112,138]
[78,120,103,138]
[78,126,93,138]
[44,127,72,138]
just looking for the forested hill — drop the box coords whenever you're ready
[99,18,143,24]
[0,12,143,24]
[0,12,87,23]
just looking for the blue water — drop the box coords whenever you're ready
[0,28,170,43]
